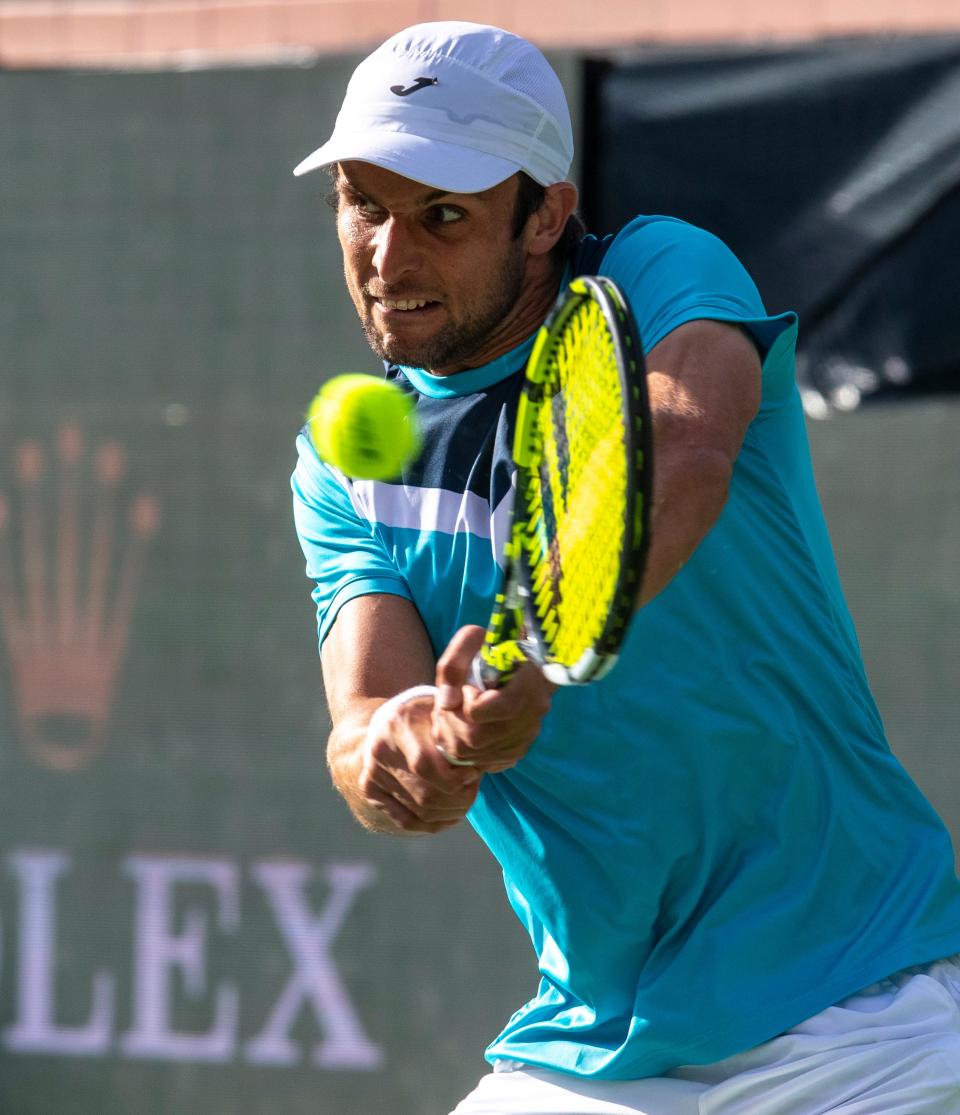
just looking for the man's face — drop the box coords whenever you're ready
[334,161,529,374]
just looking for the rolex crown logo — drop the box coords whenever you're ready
[0,424,160,771]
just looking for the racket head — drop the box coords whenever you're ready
[479,275,652,686]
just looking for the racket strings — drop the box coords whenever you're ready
[524,300,629,665]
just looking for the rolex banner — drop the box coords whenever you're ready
[1,56,958,1115]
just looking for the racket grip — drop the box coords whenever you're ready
[468,653,500,690]
[469,646,529,690]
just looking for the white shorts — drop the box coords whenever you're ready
[450,954,960,1114]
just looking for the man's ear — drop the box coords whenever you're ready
[524,181,580,256]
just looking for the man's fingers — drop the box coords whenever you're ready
[362,697,481,829]
[431,629,558,771]
[464,662,554,724]
[435,625,486,708]
[430,657,557,771]
[362,757,479,823]
[432,713,532,771]
[370,789,462,834]
[367,722,477,793]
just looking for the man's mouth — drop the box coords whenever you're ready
[368,290,440,314]
[379,297,434,311]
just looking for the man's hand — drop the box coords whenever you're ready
[432,626,556,773]
[323,599,555,837]
[359,693,482,834]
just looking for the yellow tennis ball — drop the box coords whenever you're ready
[306,374,421,481]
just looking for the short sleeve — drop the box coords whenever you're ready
[291,431,412,651]
[600,216,799,405]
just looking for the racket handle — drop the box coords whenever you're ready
[469,640,533,690]
[469,653,501,690]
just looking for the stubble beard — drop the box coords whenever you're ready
[359,248,527,372]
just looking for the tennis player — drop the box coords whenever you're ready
[291,22,960,1114]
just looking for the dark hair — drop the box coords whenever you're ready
[323,164,340,210]
[512,172,586,268]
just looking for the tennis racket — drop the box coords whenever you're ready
[471,274,652,690]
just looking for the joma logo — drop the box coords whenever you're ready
[390,76,438,97]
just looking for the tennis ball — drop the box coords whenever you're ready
[306,374,421,481]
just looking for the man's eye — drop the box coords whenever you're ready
[345,195,383,219]
[431,205,464,224]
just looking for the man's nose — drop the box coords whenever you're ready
[371,218,422,283]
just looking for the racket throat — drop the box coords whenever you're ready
[478,583,545,684]
[542,648,620,686]
[475,638,531,688]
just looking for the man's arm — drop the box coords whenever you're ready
[637,318,762,605]
[322,593,472,835]
[323,594,552,835]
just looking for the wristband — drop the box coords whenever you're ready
[364,684,478,768]
[365,685,438,746]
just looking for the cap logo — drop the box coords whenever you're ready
[389,76,438,98]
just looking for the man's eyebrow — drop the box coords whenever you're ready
[337,178,458,207]
[416,188,457,204]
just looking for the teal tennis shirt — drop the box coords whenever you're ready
[292,216,960,1078]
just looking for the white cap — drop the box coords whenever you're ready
[293,21,574,192]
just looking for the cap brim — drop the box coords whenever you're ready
[292,130,523,193]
